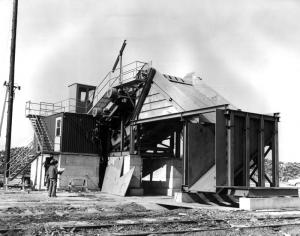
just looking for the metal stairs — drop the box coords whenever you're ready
[29,115,54,153]
[88,61,149,115]
[0,141,41,181]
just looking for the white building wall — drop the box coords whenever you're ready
[30,154,49,190]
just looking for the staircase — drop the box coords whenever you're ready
[0,141,41,181]
[29,115,54,153]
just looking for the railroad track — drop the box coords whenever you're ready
[114,223,300,235]
[2,216,300,235]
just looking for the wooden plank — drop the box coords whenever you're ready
[144,92,165,103]
[101,156,135,196]
[101,156,123,193]
[141,100,172,112]
[116,167,135,196]
[139,106,179,120]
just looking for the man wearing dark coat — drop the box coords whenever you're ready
[43,156,53,190]
[48,159,61,197]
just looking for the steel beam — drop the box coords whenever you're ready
[250,166,258,179]
[227,112,234,186]
[170,133,174,156]
[132,104,229,125]
[265,173,272,185]
[182,121,188,186]
[229,109,278,122]
[137,124,141,155]
[272,117,279,187]
[129,125,135,154]
[120,118,124,151]
[220,187,298,198]
[131,68,156,121]
[175,130,181,158]
[244,114,250,186]
[258,116,265,187]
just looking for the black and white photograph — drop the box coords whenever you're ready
[1,0,300,235]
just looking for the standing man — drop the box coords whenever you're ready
[48,159,61,197]
[43,155,53,190]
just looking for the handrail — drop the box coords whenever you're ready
[25,98,91,117]
[90,61,149,108]
[25,61,150,117]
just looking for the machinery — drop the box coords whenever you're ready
[87,60,297,198]
[20,41,297,198]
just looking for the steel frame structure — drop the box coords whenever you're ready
[129,105,285,195]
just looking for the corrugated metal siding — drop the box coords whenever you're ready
[61,113,98,154]
[44,113,63,144]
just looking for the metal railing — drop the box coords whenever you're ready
[25,98,91,117]
[90,61,150,108]
[25,61,151,117]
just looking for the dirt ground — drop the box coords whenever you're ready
[1,190,300,235]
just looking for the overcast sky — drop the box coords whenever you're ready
[0,0,300,162]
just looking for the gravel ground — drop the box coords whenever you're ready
[1,190,300,235]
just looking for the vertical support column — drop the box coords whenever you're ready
[120,118,124,151]
[129,125,135,154]
[137,124,141,155]
[175,130,181,158]
[244,114,250,186]
[272,116,279,187]
[258,116,265,187]
[170,132,174,156]
[38,154,42,190]
[227,112,234,187]
[182,121,188,187]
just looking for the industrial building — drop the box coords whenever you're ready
[2,60,298,207]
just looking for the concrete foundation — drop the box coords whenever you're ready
[240,197,300,210]
[30,153,100,191]
[124,154,144,196]
[174,192,195,203]
[59,153,100,190]
[142,158,182,196]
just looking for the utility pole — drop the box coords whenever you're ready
[4,0,19,189]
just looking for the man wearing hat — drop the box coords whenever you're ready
[48,159,62,197]
[43,155,53,190]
